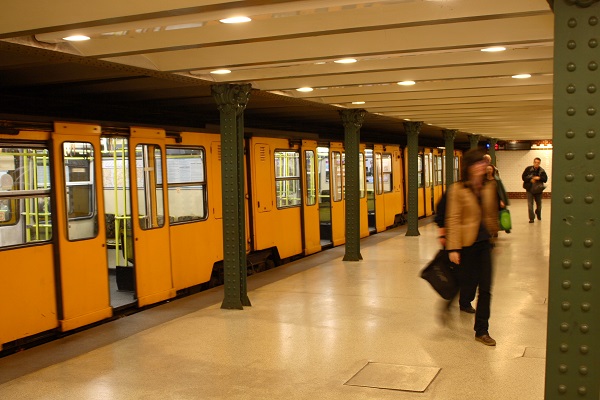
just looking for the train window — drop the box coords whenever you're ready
[382,153,392,193]
[63,142,98,241]
[0,145,52,247]
[136,144,165,229]
[375,152,383,195]
[165,147,207,222]
[435,156,443,185]
[359,153,365,198]
[417,155,424,188]
[453,156,460,182]
[304,150,316,206]
[274,150,301,208]
[424,153,431,188]
[331,151,343,202]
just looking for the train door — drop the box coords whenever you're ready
[364,148,376,233]
[424,149,434,216]
[0,131,59,348]
[417,151,425,217]
[373,145,386,232]
[329,142,345,247]
[100,136,136,309]
[301,140,321,255]
[128,127,175,307]
[316,146,332,247]
[164,132,223,290]
[432,150,444,209]
[51,123,112,331]
[359,145,369,238]
[382,146,404,228]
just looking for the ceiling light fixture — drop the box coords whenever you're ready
[63,35,90,41]
[296,87,314,92]
[397,81,416,86]
[210,69,231,75]
[334,58,357,64]
[481,46,506,52]
[512,73,532,79]
[219,16,252,24]
[352,101,365,105]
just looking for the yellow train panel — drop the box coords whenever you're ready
[0,244,58,344]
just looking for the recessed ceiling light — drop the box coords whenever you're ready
[512,74,532,79]
[397,81,416,86]
[481,46,506,52]
[334,58,357,64]
[296,87,314,92]
[63,35,90,41]
[210,69,231,75]
[352,101,365,105]
[219,16,252,24]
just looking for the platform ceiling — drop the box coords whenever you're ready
[0,1,554,146]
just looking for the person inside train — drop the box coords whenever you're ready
[445,149,499,346]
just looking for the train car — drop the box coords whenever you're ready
[0,120,415,353]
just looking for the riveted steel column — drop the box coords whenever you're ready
[468,134,480,149]
[545,2,599,398]
[443,129,457,186]
[340,109,366,261]
[489,138,498,165]
[404,121,422,236]
[212,83,252,310]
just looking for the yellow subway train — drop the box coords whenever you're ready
[0,121,460,353]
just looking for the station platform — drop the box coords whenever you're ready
[0,199,549,400]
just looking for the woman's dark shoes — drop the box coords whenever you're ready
[460,305,476,313]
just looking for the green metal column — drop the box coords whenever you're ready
[468,134,480,149]
[546,1,599,398]
[489,138,498,165]
[404,121,422,236]
[212,83,252,310]
[341,109,366,261]
[443,129,457,187]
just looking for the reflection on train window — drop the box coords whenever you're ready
[304,150,316,206]
[417,154,424,188]
[136,144,165,229]
[375,152,383,195]
[166,147,207,222]
[0,145,52,247]
[274,150,301,208]
[382,153,392,192]
[359,153,365,198]
[331,151,343,202]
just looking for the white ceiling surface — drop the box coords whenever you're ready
[1,0,554,141]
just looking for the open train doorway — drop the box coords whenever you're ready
[316,147,332,247]
[101,137,136,309]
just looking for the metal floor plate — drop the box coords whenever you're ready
[345,362,441,392]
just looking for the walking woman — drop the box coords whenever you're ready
[445,149,499,346]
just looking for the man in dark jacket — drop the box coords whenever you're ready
[522,157,548,223]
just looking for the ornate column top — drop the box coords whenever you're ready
[442,129,457,141]
[403,121,423,135]
[339,109,367,129]
[550,0,600,10]
[211,83,252,115]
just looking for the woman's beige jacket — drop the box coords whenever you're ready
[445,181,499,251]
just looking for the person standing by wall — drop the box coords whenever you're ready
[445,149,499,346]
[521,157,548,223]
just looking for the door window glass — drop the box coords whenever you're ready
[136,144,165,229]
[304,150,316,206]
[274,150,301,208]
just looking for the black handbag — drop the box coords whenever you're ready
[420,250,459,300]
[530,181,546,194]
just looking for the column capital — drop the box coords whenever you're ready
[489,138,498,145]
[442,129,457,141]
[211,83,252,115]
[566,0,600,8]
[403,121,423,135]
[468,134,481,149]
[339,109,367,129]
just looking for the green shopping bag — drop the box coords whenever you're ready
[499,208,512,231]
